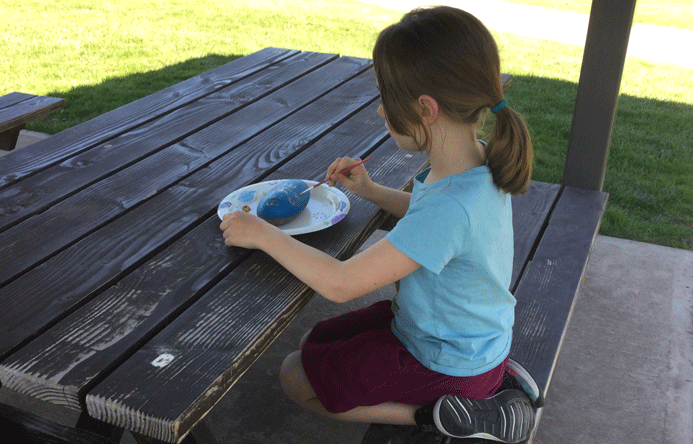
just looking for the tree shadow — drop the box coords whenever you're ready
[31,54,244,134]
[26,60,693,249]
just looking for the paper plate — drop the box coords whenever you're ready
[217,180,350,235]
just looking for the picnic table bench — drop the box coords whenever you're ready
[0,92,65,151]
[0,47,606,444]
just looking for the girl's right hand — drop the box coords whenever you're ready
[326,157,374,198]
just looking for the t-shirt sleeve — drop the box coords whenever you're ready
[386,192,470,274]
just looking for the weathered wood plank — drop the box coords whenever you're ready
[0,94,387,408]
[0,402,119,444]
[0,93,35,110]
[0,48,299,189]
[510,182,561,291]
[510,186,608,396]
[0,96,65,134]
[0,51,335,234]
[0,65,378,362]
[0,54,372,288]
[83,138,429,443]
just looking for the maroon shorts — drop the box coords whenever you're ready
[301,300,507,414]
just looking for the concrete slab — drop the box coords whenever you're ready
[533,235,693,444]
[359,0,693,69]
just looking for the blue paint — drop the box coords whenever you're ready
[257,180,310,222]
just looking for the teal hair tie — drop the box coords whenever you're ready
[491,99,507,114]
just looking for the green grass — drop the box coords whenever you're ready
[1,0,692,249]
[503,0,693,30]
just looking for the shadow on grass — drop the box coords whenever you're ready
[30,53,244,134]
[27,62,693,249]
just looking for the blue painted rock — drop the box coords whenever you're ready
[257,180,310,225]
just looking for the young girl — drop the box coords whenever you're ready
[220,6,541,443]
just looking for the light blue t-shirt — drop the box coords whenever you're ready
[386,166,515,377]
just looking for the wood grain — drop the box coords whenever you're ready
[0,92,35,109]
[510,182,561,291]
[0,48,298,189]
[0,75,383,410]
[0,51,336,234]
[0,54,372,287]
[0,57,375,359]
[0,96,65,133]
[511,186,608,395]
[84,139,430,442]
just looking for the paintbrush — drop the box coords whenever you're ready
[300,157,373,194]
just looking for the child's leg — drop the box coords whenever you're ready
[280,350,418,425]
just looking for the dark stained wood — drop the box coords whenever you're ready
[0,55,373,289]
[0,89,385,409]
[0,48,299,188]
[0,95,65,134]
[510,186,608,396]
[563,0,637,191]
[0,51,339,233]
[510,182,560,291]
[0,49,607,444]
[0,92,35,109]
[83,138,429,442]
[0,402,119,444]
[0,93,65,151]
[0,66,378,364]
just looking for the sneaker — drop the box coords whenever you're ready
[502,359,545,408]
[432,389,534,443]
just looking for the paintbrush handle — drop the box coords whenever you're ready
[301,156,373,194]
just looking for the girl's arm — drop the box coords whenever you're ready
[220,212,420,303]
[327,157,411,219]
[358,182,411,219]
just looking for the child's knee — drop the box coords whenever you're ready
[279,351,303,397]
[299,327,313,348]
[280,351,315,403]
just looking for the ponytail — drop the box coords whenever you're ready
[486,105,533,195]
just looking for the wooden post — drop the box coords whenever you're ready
[562,0,637,191]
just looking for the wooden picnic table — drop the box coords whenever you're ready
[0,48,606,444]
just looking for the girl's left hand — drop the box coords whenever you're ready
[219,211,275,250]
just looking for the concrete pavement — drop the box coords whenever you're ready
[360,0,693,69]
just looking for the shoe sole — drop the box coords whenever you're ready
[507,359,545,408]
[432,389,534,443]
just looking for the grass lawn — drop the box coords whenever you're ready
[1,0,691,249]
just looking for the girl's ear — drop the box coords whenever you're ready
[417,95,439,125]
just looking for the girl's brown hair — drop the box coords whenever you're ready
[372,6,533,195]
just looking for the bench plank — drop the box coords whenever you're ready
[510,186,608,396]
[0,96,65,134]
[0,64,377,363]
[510,182,561,291]
[0,92,35,110]
[0,48,299,189]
